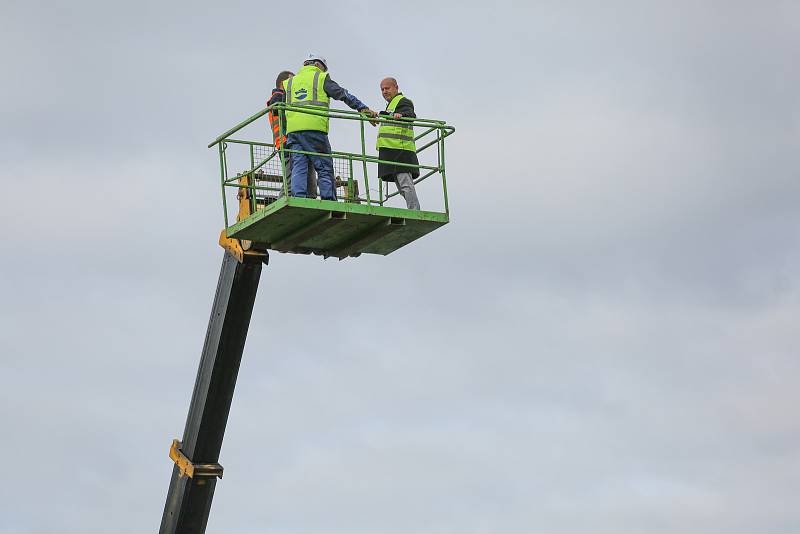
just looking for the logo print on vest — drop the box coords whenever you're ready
[294,88,308,101]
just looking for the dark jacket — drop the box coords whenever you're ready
[269,75,368,136]
[267,87,288,140]
[267,87,285,108]
[321,75,367,111]
[270,76,366,110]
[378,95,420,180]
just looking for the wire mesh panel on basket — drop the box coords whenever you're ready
[252,145,286,209]
[247,141,360,206]
[332,156,357,202]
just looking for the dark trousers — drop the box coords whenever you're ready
[286,131,336,200]
[283,152,317,199]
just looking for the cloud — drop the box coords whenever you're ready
[2,2,799,533]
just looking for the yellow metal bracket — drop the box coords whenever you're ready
[218,173,268,263]
[169,439,224,479]
[219,230,268,264]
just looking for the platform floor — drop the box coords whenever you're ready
[226,197,448,259]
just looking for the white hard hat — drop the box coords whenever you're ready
[306,53,328,69]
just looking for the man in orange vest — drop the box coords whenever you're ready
[267,70,317,198]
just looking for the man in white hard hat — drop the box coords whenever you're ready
[284,53,377,200]
[268,69,317,198]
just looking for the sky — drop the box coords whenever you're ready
[1,1,799,533]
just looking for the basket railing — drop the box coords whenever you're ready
[208,103,455,230]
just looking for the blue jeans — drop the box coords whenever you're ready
[286,131,336,200]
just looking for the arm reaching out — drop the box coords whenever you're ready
[323,76,369,112]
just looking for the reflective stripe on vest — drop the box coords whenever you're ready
[285,65,330,134]
[376,94,416,151]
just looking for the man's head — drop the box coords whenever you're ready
[304,53,328,72]
[276,70,294,89]
[380,77,399,102]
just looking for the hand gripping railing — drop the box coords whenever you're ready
[209,103,455,229]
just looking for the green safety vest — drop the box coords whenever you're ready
[285,65,331,134]
[376,94,416,152]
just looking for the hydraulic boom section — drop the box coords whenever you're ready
[159,251,264,533]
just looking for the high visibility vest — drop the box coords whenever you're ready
[376,94,416,152]
[285,65,330,134]
[267,85,287,149]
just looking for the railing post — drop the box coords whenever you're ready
[378,154,384,206]
[439,128,448,214]
[279,109,289,198]
[360,115,371,205]
[248,144,256,213]
[219,143,229,229]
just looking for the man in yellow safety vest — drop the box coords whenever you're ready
[268,70,317,198]
[376,77,420,210]
[284,53,376,200]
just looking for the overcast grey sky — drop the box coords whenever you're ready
[1,1,799,533]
